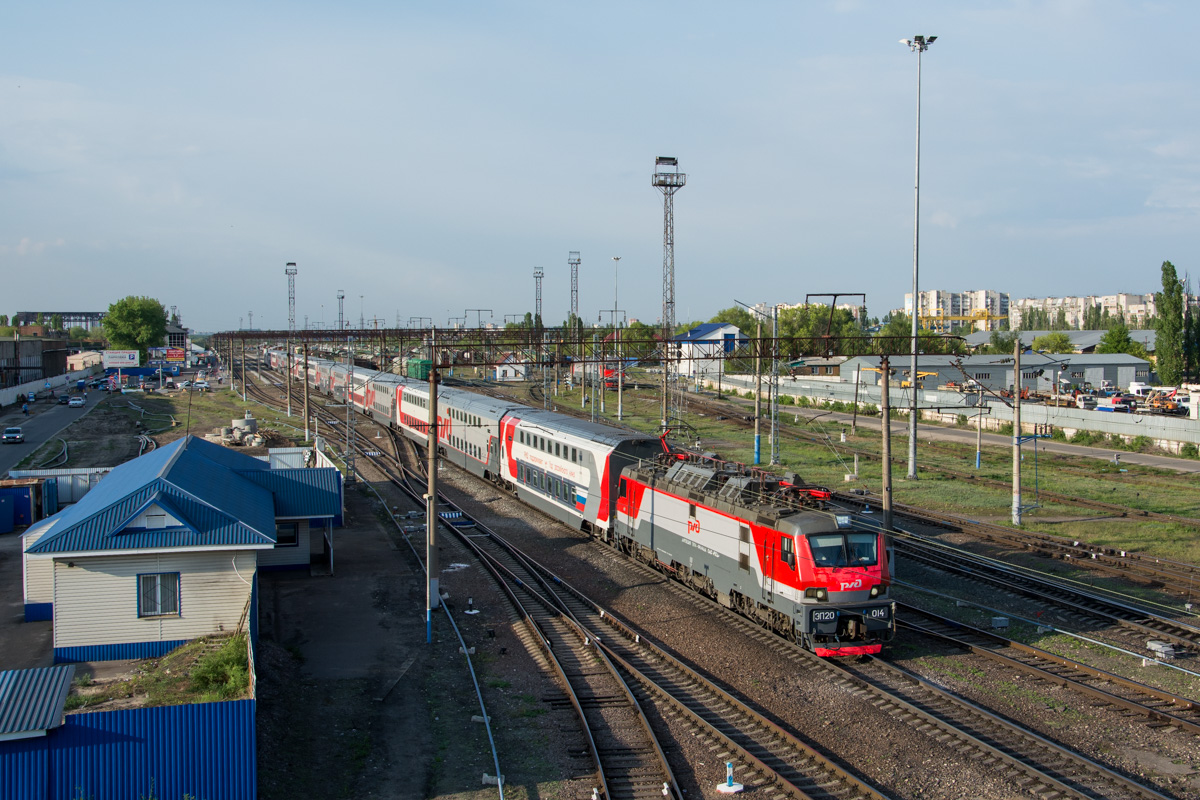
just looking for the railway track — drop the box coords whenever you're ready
[891,532,1200,658]
[896,603,1200,736]
[244,359,1191,799]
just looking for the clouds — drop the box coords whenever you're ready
[2,2,1200,329]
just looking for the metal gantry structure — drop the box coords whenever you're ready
[216,326,940,535]
[652,156,686,432]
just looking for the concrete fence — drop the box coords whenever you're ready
[1,366,103,409]
[707,374,1200,452]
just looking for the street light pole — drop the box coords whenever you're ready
[613,257,622,421]
[901,33,936,481]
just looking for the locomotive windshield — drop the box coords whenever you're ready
[807,532,878,567]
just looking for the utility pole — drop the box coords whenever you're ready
[303,342,310,442]
[880,355,893,531]
[754,315,763,464]
[770,305,780,466]
[426,327,440,643]
[285,263,297,419]
[1012,341,1022,525]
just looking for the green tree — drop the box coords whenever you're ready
[1154,260,1185,385]
[50,314,63,331]
[102,296,168,362]
[1053,308,1069,330]
[1031,331,1074,354]
[68,326,89,340]
[0,315,7,327]
[1096,321,1149,360]
[978,329,1020,355]
[35,312,44,325]
[1020,307,1050,330]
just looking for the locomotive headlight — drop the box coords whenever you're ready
[869,585,881,598]
[805,587,829,601]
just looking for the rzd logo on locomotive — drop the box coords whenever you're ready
[838,578,863,591]
[686,518,701,536]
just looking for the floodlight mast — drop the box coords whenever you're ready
[901,33,936,481]
[653,156,686,432]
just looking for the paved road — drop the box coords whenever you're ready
[705,392,1200,475]
[0,398,96,477]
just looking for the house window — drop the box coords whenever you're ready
[276,522,300,547]
[138,572,180,617]
[145,513,167,529]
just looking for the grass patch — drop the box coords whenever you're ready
[65,635,251,711]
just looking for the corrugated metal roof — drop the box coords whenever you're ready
[675,322,745,342]
[25,436,285,556]
[0,665,75,739]
[238,468,341,518]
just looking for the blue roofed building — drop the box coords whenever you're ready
[672,323,748,384]
[21,436,342,663]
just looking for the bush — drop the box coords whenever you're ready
[779,395,795,405]
[997,423,1013,436]
[860,403,879,417]
[1128,435,1153,452]
[796,396,811,408]
[1050,427,1067,441]
[189,635,249,700]
[956,414,968,427]
[1181,443,1199,459]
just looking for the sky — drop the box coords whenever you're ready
[3,1,1199,333]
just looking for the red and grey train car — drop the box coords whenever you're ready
[275,351,894,655]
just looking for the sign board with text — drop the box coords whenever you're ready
[102,350,140,368]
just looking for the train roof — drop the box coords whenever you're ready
[510,407,660,447]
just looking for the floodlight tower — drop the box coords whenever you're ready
[901,33,937,480]
[247,310,253,330]
[652,156,686,431]
[568,251,580,331]
[533,268,544,328]
[285,263,298,333]
[337,290,345,330]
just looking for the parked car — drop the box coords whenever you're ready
[193,381,210,390]
[2,426,23,444]
[68,396,85,408]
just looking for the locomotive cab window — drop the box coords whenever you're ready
[779,536,795,568]
[808,532,878,568]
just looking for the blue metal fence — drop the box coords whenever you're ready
[0,699,256,800]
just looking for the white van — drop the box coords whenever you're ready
[1127,381,1152,398]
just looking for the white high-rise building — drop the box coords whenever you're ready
[902,289,1010,332]
[1008,294,1156,328]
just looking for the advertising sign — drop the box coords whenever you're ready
[165,348,186,362]
[102,350,140,368]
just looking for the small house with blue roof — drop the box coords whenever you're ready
[672,323,747,382]
[21,436,341,663]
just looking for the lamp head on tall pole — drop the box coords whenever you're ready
[900,35,937,52]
